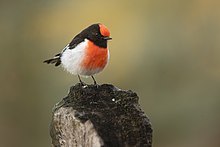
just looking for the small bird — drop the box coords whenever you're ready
[44,23,112,85]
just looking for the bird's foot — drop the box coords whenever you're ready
[79,81,88,88]
[93,83,99,88]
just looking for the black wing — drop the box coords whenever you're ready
[68,34,85,49]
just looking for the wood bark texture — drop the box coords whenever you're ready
[50,84,152,147]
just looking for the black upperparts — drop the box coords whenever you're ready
[69,24,108,49]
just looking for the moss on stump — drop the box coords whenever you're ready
[50,84,152,147]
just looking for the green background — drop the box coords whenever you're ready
[0,0,220,146]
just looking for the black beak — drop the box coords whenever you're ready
[103,36,112,40]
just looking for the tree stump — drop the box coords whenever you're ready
[50,84,152,147]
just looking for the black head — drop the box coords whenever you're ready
[70,23,111,48]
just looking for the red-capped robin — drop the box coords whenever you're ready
[44,23,112,85]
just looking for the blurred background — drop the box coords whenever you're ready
[0,0,220,146]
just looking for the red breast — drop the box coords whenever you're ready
[81,40,108,70]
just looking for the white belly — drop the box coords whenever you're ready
[61,39,109,76]
[61,40,88,75]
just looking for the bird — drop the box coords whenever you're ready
[43,23,112,85]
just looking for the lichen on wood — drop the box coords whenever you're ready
[50,84,152,147]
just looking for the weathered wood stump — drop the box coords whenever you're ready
[50,84,152,147]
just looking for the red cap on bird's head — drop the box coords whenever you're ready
[99,24,110,37]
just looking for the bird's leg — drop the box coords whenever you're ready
[91,75,98,86]
[78,75,85,86]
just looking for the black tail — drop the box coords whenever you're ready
[44,54,61,66]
